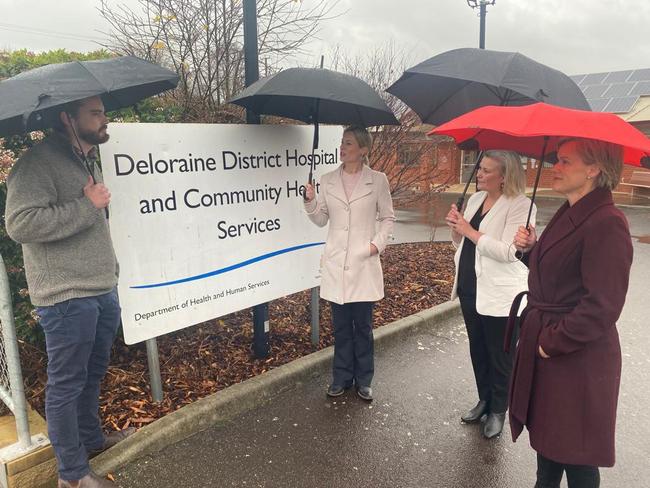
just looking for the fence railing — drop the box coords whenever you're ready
[0,253,31,449]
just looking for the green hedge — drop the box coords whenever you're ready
[1,134,44,345]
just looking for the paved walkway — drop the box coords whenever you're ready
[114,205,650,488]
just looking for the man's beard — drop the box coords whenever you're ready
[79,126,110,145]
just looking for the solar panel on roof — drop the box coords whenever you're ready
[604,71,633,83]
[604,96,638,113]
[629,69,650,82]
[582,85,609,98]
[629,81,650,96]
[581,73,609,85]
[575,68,650,113]
[587,99,609,112]
[603,83,635,97]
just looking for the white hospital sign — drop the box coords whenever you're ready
[101,123,340,344]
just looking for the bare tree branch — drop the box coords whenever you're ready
[98,0,340,121]
[326,42,452,203]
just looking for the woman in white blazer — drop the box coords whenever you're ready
[304,126,395,402]
[446,150,536,439]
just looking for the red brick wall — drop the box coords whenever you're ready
[378,135,462,193]
[525,158,555,189]
[431,140,461,186]
[524,158,650,193]
[618,165,650,194]
[377,127,650,194]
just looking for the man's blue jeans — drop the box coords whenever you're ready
[36,288,121,481]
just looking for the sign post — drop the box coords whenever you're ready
[242,0,270,358]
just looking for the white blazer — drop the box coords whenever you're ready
[451,191,536,317]
[305,165,395,305]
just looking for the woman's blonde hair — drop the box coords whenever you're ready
[483,150,526,197]
[557,138,623,190]
[344,126,373,164]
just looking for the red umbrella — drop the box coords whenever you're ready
[429,102,650,166]
[429,102,650,228]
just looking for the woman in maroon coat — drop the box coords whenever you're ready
[511,138,633,487]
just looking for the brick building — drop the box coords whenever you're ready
[373,125,462,199]
[385,68,650,198]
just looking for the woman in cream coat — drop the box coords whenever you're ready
[304,126,395,402]
[446,150,536,439]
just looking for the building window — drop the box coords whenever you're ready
[529,158,554,169]
[397,144,422,167]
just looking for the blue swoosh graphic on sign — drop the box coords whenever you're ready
[130,241,325,289]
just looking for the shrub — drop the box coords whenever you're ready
[0,133,44,346]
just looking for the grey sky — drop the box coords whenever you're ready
[1,0,648,76]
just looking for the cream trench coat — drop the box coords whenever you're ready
[305,165,395,305]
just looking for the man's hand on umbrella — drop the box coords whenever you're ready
[514,225,537,253]
[84,176,111,209]
[304,183,315,202]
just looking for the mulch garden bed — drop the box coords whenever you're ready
[18,241,455,430]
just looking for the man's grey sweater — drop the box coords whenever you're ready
[5,133,118,306]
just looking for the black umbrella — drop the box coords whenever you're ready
[0,55,179,137]
[228,67,399,182]
[0,56,178,219]
[386,47,590,208]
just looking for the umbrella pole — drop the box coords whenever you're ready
[309,114,320,185]
[515,137,549,260]
[525,137,550,229]
[456,94,509,210]
[456,151,484,210]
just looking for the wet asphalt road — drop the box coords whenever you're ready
[116,205,650,488]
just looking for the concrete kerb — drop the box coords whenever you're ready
[92,299,462,476]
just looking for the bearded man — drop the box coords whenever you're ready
[5,96,132,488]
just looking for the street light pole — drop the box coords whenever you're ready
[243,0,269,359]
[466,0,496,49]
[243,0,260,124]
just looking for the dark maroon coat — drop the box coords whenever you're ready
[508,188,633,467]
